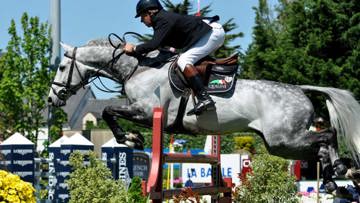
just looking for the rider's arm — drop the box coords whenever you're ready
[134,18,174,55]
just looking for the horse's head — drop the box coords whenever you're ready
[48,40,139,107]
[48,43,94,107]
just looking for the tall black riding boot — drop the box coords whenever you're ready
[183,64,215,116]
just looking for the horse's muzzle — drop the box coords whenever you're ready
[48,96,66,107]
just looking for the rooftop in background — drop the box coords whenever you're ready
[43,86,129,130]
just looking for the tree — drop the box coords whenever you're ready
[0,13,52,145]
[242,0,360,99]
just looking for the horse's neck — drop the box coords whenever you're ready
[76,46,125,82]
[77,46,114,65]
[77,46,173,84]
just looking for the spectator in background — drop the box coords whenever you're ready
[309,117,326,132]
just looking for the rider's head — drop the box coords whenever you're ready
[135,0,162,26]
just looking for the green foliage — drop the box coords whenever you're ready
[127,176,147,203]
[234,154,298,203]
[67,151,128,203]
[48,107,67,143]
[242,0,360,100]
[234,136,255,153]
[0,13,52,145]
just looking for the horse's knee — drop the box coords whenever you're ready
[102,106,115,119]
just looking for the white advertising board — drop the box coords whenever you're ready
[182,154,242,185]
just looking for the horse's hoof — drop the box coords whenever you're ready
[125,140,144,150]
[126,131,145,143]
[324,181,337,193]
[114,130,127,144]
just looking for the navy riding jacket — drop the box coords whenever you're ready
[134,9,212,55]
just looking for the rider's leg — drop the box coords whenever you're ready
[183,64,215,115]
[177,22,225,116]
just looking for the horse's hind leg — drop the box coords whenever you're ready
[318,144,338,193]
[312,128,348,192]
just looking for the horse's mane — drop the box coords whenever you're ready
[84,38,122,48]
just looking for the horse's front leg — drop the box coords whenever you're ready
[102,104,148,150]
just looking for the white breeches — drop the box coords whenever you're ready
[177,21,225,71]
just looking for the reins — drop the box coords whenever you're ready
[108,32,144,83]
[52,32,145,99]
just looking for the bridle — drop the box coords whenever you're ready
[51,32,144,101]
[51,47,87,100]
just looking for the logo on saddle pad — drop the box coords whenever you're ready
[208,76,233,90]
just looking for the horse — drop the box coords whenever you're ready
[48,39,360,193]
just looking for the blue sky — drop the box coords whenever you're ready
[0,0,277,99]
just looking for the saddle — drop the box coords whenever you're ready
[169,53,239,94]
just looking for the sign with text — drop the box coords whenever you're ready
[132,152,150,180]
[182,154,241,185]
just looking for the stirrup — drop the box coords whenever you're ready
[187,100,215,116]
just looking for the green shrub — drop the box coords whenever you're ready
[127,176,147,203]
[67,151,128,203]
[234,154,298,203]
[234,136,255,153]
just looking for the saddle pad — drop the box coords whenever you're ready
[169,65,238,94]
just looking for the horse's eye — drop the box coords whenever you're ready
[59,65,66,71]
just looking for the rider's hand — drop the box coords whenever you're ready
[124,43,136,54]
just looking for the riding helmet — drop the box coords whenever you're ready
[135,0,163,18]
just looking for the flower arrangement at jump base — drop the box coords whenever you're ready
[0,170,36,203]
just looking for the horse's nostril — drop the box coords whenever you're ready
[48,97,52,103]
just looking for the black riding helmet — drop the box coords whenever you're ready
[135,0,163,18]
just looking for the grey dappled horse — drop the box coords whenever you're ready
[48,39,360,192]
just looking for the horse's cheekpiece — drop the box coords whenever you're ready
[169,53,239,94]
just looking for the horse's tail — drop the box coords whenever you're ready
[301,85,360,166]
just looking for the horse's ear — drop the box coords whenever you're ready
[60,42,73,52]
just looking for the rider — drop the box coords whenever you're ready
[124,0,225,116]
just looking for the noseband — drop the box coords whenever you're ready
[51,47,87,100]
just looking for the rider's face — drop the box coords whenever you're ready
[141,12,152,27]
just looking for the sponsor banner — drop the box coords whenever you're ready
[48,148,60,201]
[115,147,133,185]
[0,145,34,160]
[101,147,116,178]
[0,145,35,184]
[132,152,150,180]
[182,154,241,185]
